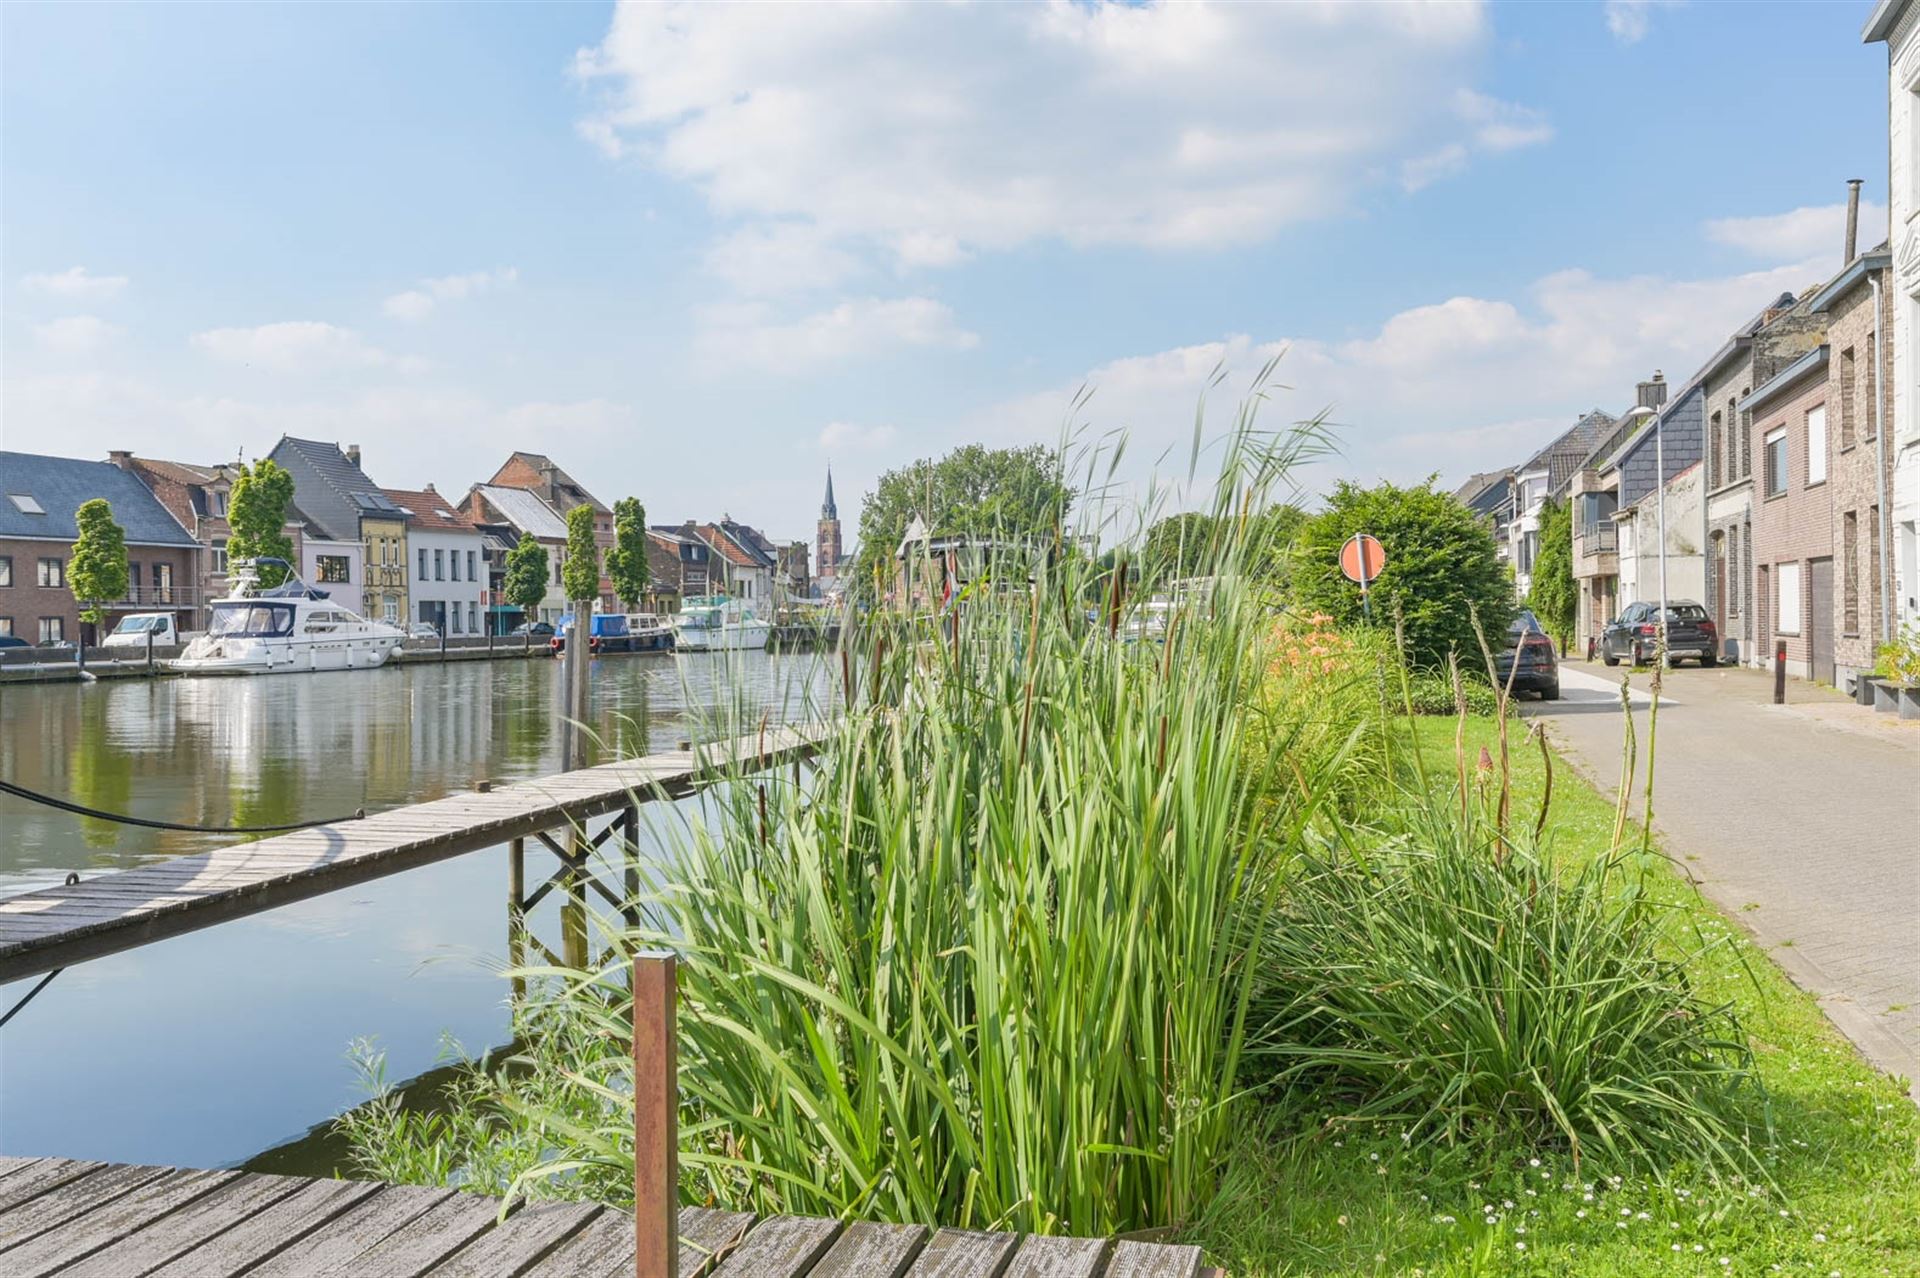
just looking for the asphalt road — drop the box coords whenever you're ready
[1523,659,1920,1093]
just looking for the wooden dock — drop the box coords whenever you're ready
[0,726,819,983]
[0,1156,1205,1277]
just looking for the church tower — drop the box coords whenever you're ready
[816,466,844,579]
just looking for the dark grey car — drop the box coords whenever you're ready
[1600,600,1719,667]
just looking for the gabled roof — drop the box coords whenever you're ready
[268,437,402,541]
[1452,471,1508,506]
[0,451,198,546]
[489,451,609,514]
[470,484,569,540]
[1523,410,1617,494]
[381,487,480,536]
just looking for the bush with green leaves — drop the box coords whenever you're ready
[1288,478,1513,669]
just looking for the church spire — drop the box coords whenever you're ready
[822,466,838,520]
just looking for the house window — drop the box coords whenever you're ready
[1805,405,1826,485]
[1864,332,1878,439]
[434,549,445,581]
[209,489,227,516]
[383,597,399,624]
[1776,561,1802,635]
[1728,526,1741,618]
[0,556,11,587]
[467,601,477,633]
[38,557,64,588]
[467,550,477,581]
[450,605,463,634]
[419,548,430,580]
[211,540,228,574]
[1839,348,1857,449]
[39,617,64,643]
[1763,428,1787,498]
[125,561,141,600]
[0,617,12,635]
[1738,402,1751,478]
[316,554,351,584]
[1870,503,1883,624]
[153,562,172,603]
[1708,411,1723,487]
[1843,512,1860,635]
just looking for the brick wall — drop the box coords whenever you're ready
[1751,365,1835,678]
[1823,269,1898,682]
[0,538,199,644]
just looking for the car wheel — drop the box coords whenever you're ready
[1602,648,1619,667]
[1701,653,1718,668]
[1541,682,1560,701]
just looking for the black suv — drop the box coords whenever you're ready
[1600,601,1718,667]
[1493,608,1559,699]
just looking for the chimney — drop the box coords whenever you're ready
[346,444,362,468]
[424,482,436,494]
[1845,178,1863,263]
[1636,370,1668,411]
[108,450,134,471]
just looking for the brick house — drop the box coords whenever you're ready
[108,454,236,625]
[462,484,570,624]
[483,453,616,611]
[1748,348,1836,682]
[647,527,713,604]
[0,451,200,645]
[1807,238,1897,690]
[1697,291,1822,664]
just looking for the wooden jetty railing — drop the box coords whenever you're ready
[0,726,820,984]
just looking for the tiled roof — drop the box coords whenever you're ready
[1524,410,1616,494]
[381,488,479,535]
[0,451,198,546]
[472,484,568,540]
[699,523,761,568]
[489,451,609,514]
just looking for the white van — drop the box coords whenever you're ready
[101,613,183,648]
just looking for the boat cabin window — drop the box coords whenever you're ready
[304,611,343,633]
[208,603,295,638]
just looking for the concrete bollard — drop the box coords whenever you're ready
[1773,640,1787,705]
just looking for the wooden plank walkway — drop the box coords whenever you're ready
[0,1157,1206,1277]
[0,726,820,983]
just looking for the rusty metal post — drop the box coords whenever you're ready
[633,951,678,1278]
[1773,639,1787,705]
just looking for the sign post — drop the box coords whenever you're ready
[1340,532,1386,623]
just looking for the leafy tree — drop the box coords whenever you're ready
[68,498,129,634]
[562,505,600,603]
[850,444,1072,601]
[1142,504,1306,588]
[605,497,650,610]
[1527,498,1577,654]
[1289,478,1513,669]
[503,532,550,618]
[227,459,296,588]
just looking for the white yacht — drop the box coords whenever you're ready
[672,595,772,652]
[170,559,405,676]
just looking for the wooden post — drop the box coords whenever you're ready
[633,951,678,1278]
[509,835,526,909]
[622,804,641,929]
[1773,639,1787,705]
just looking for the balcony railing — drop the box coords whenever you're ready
[108,584,201,608]
[1577,524,1618,553]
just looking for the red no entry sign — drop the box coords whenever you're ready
[1340,533,1385,585]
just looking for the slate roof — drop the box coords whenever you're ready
[267,437,403,542]
[472,484,568,540]
[1523,410,1617,496]
[382,487,479,535]
[0,451,198,546]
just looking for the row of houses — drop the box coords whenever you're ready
[1456,183,1902,690]
[0,440,829,645]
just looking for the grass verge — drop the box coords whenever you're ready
[1184,714,1920,1277]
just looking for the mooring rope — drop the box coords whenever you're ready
[0,778,363,835]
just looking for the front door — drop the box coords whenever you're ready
[1808,557,1835,686]
[1713,538,1727,648]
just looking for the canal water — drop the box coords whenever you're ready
[0,649,829,1173]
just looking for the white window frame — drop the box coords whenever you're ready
[1805,404,1827,485]
[1763,427,1788,498]
[1776,561,1803,636]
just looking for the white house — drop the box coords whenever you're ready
[298,531,365,606]
[1867,2,1920,630]
[385,486,487,636]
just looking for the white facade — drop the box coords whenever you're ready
[299,536,364,606]
[408,527,488,635]
[1506,465,1550,597]
[1618,464,1707,613]
[1872,1,1920,629]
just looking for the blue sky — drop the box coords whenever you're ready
[0,1,1891,546]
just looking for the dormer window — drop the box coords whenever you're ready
[8,494,45,515]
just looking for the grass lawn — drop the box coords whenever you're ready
[1183,714,1920,1277]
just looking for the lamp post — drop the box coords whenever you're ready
[1655,404,1669,658]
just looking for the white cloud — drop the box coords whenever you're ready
[818,421,897,451]
[1604,0,1680,44]
[33,315,123,354]
[21,266,129,301]
[698,296,979,373]
[382,267,518,321]
[1705,200,1889,262]
[576,1,1544,272]
[704,225,860,296]
[190,321,423,374]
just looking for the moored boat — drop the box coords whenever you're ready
[671,595,771,652]
[168,560,405,676]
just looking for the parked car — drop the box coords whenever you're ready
[0,634,29,650]
[552,612,632,655]
[509,621,555,638]
[1493,607,1559,700]
[407,622,441,640]
[1600,600,1718,667]
[101,612,183,648]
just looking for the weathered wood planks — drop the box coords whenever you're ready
[0,1160,1211,1276]
[0,725,821,981]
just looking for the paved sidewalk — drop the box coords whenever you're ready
[1524,661,1920,1093]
